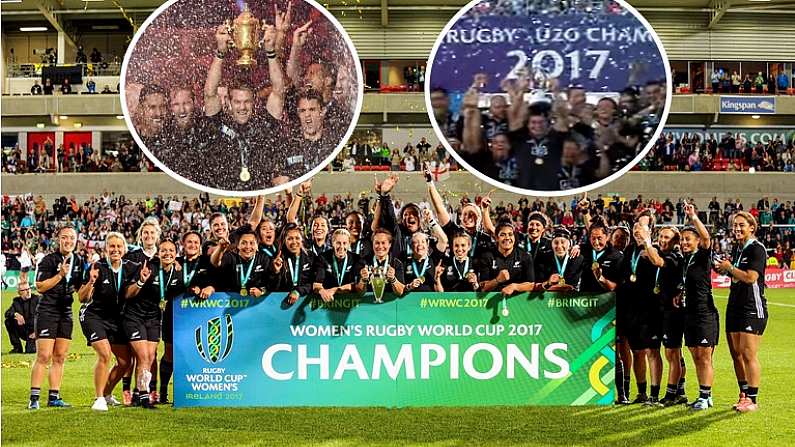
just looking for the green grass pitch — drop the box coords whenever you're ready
[2,289,794,446]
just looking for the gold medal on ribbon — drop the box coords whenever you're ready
[653,284,661,294]
[592,261,599,270]
[630,273,637,283]
[240,288,248,296]
[240,167,251,182]
[559,278,566,286]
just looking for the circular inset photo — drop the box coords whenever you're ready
[426,0,671,196]
[121,0,362,195]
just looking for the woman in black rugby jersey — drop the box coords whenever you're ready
[28,225,89,410]
[158,231,212,404]
[714,211,768,413]
[272,224,318,305]
[313,229,365,302]
[77,232,137,411]
[124,240,185,408]
[677,202,720,412]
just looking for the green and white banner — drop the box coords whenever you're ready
[174,292,616,407]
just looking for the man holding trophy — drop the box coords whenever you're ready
[203,4,288,190]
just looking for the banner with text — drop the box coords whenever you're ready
[712,267,795,289]
[431,12,665,94]
[663,127,795,145]
[719,96,776,114]
[174,292,616,408]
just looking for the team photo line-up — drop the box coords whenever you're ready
[21,171,767,413]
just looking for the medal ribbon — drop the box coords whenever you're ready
[733,239,754,268]
[333,255,348,287]
[110,260,123,298]
[453,257,470,280]
[372,255,389,270]
[64,253,74,284]
[183,258,197,285]
[592,249,605,264]
[630,248,642,276]
[682,249,698,285]
[555,254,569,277]
[288,255,301,286]
[654,267,661,290]
[159,265,176,301]
[469,232,478,257]
[412,257,430,281]
[238,257,255,289]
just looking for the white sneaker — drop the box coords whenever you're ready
[104,395,121,406]
[92,397,109,411]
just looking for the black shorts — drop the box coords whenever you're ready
[662,309,686,349]
[34,312,73,340]
[615,298,631,339]
[80,314,126,346]
[122,315,161,342]
[725,312,767,336]
[684,312,720,348]
[626,305,663,350]
[161,300,174,343]
[627,321,662,350]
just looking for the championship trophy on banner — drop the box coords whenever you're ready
[224,3,267,66]
[369,266,387,304]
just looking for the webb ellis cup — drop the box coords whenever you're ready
[225,3,266,66]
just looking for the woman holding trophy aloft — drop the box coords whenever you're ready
[359,229,405,302]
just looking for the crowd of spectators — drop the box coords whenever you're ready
[28,77,118,95]
[3,189,793,273]
[332,137,458,173]
[2,140,155,174]
[706,68,791,95]
[642,133,795,172]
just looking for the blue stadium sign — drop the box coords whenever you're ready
[719,96,776,114]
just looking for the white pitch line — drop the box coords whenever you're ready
[713,292,795,308]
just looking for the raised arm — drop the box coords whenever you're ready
[685,201,711,249]
[423,208,448,253]
[204,24,232,117]
[636,223,664,267]
[273,1,292,59]
[480,195,495,237]
[286,181,311,224]
[263,25,285,119]
[285,21,311,87]
[247,195,266,229]
[577,193,592,231]
[376,174,400,234]
[503,76,529,132]
[425,169,451,226]
[461,88,482,154]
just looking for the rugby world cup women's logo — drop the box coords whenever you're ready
[195,314,234,363]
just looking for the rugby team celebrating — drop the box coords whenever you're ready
[25,171,768,413]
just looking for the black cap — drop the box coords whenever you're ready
[527,212,548,227]
[552,227,571,239]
